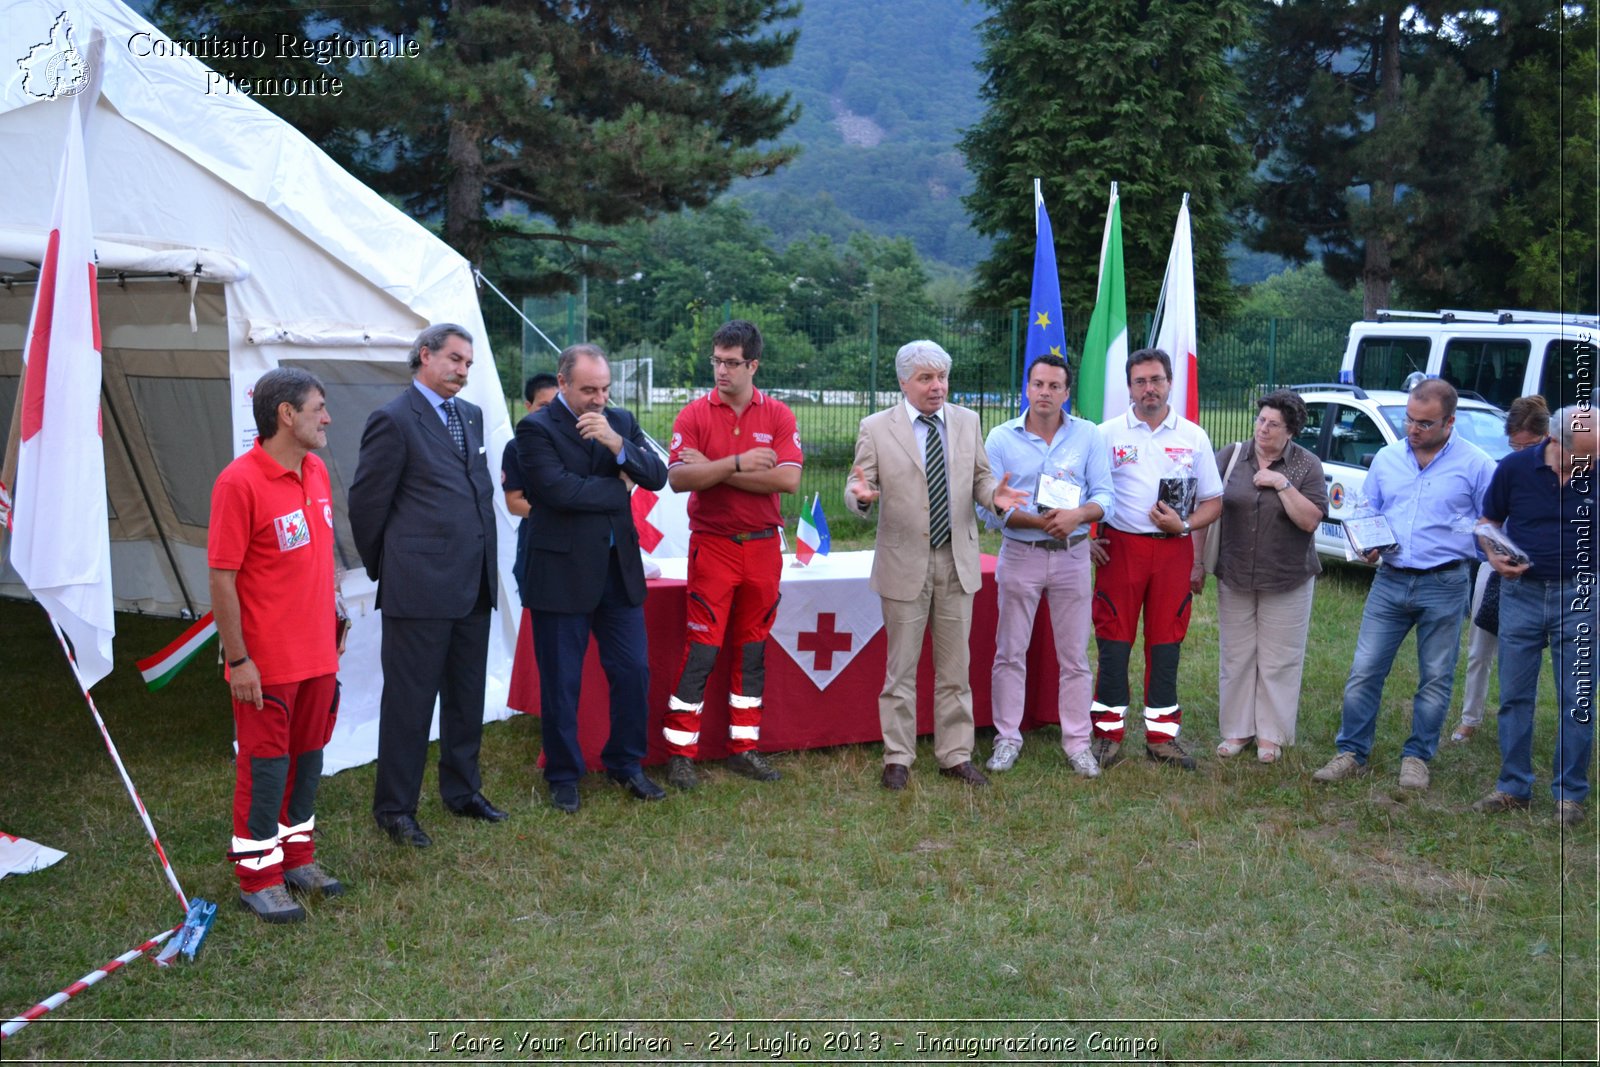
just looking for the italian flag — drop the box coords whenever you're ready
[136,612,216,691]
[1075,182,1128,425]
[794,493,830,565]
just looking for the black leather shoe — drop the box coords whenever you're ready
[376,813,432,848]
[447,792,508,822]
[611,771,666,801]
[881,764,909,790]
[549,783,580,814]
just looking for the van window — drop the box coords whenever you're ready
[1353,337,1430,391]
[1296,402,1328,457]
[1538,339,1598,411]
[1441,339,1530,410]
[1329,404,1387,469]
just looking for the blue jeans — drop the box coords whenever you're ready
[1495,574,1596,804]
[1336,564,1472,763]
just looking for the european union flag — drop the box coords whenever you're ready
[1024,179,1066,412]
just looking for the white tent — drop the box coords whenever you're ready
[0,0,522,772]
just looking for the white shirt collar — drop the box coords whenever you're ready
[903,397,946,425]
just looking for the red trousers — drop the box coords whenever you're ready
[663,532,782,757]
[230,674,337,892]
[1091,528,1194,742]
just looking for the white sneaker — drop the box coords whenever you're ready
[985,738,1022,772]
[1067,748,1101,778]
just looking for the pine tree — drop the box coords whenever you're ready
[1242,1,1505,316]
[153,0,801,270]
[959,0,1252,318]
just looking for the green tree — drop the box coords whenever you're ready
[1242,1,1505,316]
[959,0,1252,318]
[154,0,801,270]
[1455,3,1597,311]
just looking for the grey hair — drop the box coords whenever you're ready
[557,343,608,381]
[895,339,952,381]
[408,323,473,372]
[1555,404,1597,451]
[252,366,325,439]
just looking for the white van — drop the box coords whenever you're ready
[1338,309,1598,411]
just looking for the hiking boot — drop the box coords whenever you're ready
[1067,748,1101,779]
[283,862,345,897]
[1091,737,1123,770]
[1145,736,1196,771]
[1312,752,1368,783]
[1556,800,1586,827]
[1470,790,1530,814]
[238,883,306,925]
[986,738,1022,772]
[666,755,699,791]
[1398,756,1431,791]
[725,750,781,782]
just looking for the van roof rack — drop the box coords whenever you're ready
[1372,307,1600,327]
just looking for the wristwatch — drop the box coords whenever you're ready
[1181,520,1191,537]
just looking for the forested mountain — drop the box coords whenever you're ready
[730,0,991,271]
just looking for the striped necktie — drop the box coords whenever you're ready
[919,413,949,548]
[441,398,466,456]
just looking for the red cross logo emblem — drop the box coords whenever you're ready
[630,488,663,552]
[796,612,853,672]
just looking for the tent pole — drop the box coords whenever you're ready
[100,381,198,616]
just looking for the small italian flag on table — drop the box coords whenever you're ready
[794,493,831,566]
[136,612,217,691]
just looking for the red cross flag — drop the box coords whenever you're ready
[10,96,115,687]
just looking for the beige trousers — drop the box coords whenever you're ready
[1216,577,1316,746]
[878,542,975,767]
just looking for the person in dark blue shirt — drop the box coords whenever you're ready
[1471,404,1599,827]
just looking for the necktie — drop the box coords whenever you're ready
[442,398,466,456]
[919,413,949,548]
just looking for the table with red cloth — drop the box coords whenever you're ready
[506,550,1065,768]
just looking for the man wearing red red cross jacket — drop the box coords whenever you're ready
[208,367,346,925]
[662,320,803,790]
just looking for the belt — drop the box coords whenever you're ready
[1384,559,1471,575]
[1113,526,1184,540]
[727,528,777,544]
[1005,534,1088,551]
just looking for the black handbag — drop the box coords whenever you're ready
[1474,571,1502,635]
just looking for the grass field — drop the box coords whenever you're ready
[3,562,1592,1063]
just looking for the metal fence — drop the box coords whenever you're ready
[481,296,1350,521]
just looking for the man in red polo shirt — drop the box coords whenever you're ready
[209,367,346,924]
[662,320,803,790]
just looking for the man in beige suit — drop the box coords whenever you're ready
[846,340,1027,789]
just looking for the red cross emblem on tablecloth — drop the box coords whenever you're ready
[797,612,853,671]
[630,488,663,552]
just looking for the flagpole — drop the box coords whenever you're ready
[45,614,190,914]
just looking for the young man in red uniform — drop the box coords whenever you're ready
[663,320,803,789]
[209,367,346,924]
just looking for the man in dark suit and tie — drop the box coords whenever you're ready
[517,343,669,813]
[349,323,506,847]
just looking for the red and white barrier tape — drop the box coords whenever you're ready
[1,923,181,1040]
[47,617,189,913]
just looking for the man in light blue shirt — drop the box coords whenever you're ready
[1314,379,1495,792]
[978,354,1115,776]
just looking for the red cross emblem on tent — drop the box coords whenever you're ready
[630,487,663,552]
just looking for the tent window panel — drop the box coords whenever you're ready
[126,375,232,527]
[281,359,412,572]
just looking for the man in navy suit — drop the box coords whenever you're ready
[517,343,669,813]
[349,323,506,847]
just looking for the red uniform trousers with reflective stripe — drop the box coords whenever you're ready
[231,674,338,892]
[663,532,782,757]
[1091,527,1194,743]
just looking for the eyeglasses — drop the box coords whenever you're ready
[1130,375,1168,389]
[1254,414,1286,431]
[710,357,752,371]
[1402,416,1441,431]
